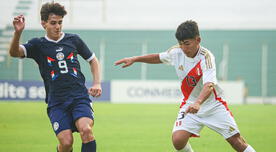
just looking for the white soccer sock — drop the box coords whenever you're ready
[176,142,194,152]
[243,145,256,152]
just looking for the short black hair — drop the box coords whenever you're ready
[175,20,200,41]
[40,2,67,21]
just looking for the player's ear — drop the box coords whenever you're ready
[196,36,201,43]
[41,21,46,29]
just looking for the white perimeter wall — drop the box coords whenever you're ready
[1,0,276,30]
[111,80,245,104]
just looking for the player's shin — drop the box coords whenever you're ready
[81,140,96,152]
[176,142,194,152]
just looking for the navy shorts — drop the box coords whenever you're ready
[47,98,94,135]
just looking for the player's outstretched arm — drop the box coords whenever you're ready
[114,54,162,68]
[88,57,102,97]
[9,15,25,58]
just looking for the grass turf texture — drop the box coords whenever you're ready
[0,102,275,152]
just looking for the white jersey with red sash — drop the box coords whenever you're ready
[159,45,231,116]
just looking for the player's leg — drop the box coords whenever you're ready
[47,104,75,152]
[56,129,74,152]
[172,110,202,152]
[172,130,194,152]
[226,133,256,152]
[75,117,96,152]
[72,100,96,152]
[203,106,255,152]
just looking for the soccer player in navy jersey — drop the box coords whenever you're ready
[9,2,101,152]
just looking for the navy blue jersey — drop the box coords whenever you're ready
[21,33,94,107]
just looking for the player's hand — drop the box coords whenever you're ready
[88,83,102,97]
[185,102,201,114]
[13,15,25,33]
[114,57,135,68]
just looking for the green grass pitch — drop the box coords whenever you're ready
[0,102,275,152]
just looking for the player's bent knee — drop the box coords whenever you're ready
[172,137,185,150]
[61,140,73,148]
[172,132,188,150]
[57,131,74,148]
[173,143,185,150]
[59,137,73,148]
[80,126,94,142]
[80,125,92,135]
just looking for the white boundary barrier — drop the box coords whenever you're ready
[111,80,245,104]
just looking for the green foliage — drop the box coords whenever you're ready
[0,102,275,152]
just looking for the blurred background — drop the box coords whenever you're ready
[1,0,276,104]
[1,1,276,152]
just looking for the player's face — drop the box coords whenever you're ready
[41,14,63,41]
[179,36,201,58]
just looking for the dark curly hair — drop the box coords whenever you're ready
[40,2,67,21]
[175,20,200,41]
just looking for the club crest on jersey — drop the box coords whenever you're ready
[56,47,63,52]
[67,52,75,63]
[53,122,59,131]
[56,52,65,61]
[47,56,55,66]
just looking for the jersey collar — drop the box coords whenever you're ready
[45,32,65,43]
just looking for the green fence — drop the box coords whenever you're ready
[0,29,275,96]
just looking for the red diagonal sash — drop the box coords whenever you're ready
[180,61,203,107]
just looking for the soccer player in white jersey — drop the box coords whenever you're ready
[115,20,256,152]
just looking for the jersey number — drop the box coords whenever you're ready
[58,60,68,73]
[186,76,197,87]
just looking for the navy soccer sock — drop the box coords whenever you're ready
[81,140,96,152]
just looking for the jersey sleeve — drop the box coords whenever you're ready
[159,46,179,66]
[20,38,39,60]
[201,52,218,85]
[74,35,95,62]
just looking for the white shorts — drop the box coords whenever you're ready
[172,106,240,139]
